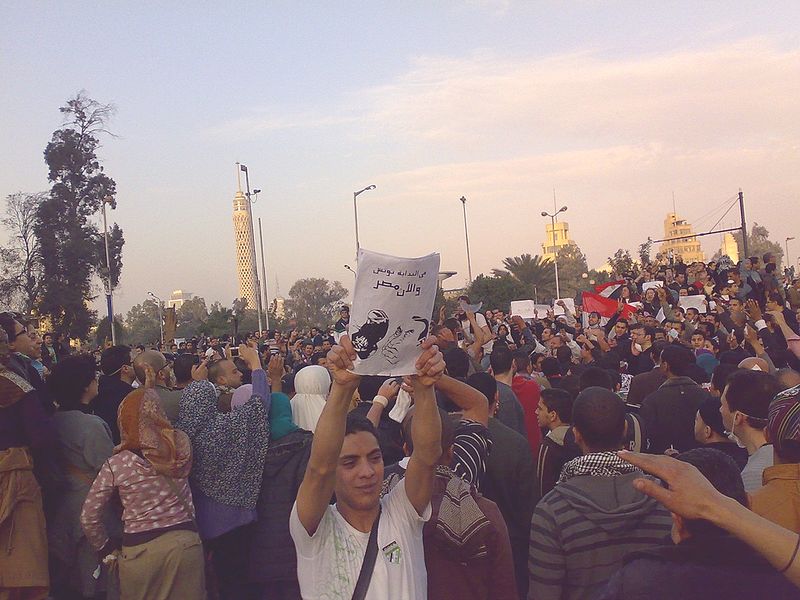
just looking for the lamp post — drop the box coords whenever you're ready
[353,185,376,260]
[237,163,264,333]
[787,237,796,272]
[253,188,271,331]
[147,291,164,346]
[541,205,568,300]
[101,195,116,345]
[460,196,473,282]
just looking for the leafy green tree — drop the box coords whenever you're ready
[201,302,234,338]
[0,192,45,312]
[175,296,209,338]
[35,92,124,340]
[466,273,530,311]
[125,300,161,345]
[554,244,590,299]
[733,223,784,266]
[285,278,348,327]
[606,249,640,279]
[491,253,555,301]
[95,315,126,346]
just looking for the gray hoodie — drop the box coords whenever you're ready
[528,471,672,600]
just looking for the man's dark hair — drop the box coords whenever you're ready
[443,318,461,335]
[572,387,626,452]
[443,347,470,378]
[676,448,748,537]
[541,388,573,423]
[173,353,196,384]
[765,262,777,274]
[724,370,780,428]
[466,372,497,407]
[606,368,622,391]
[579,366,613,391]
[541,356,561,378]
[310,351,327,366]
[711,363,739,394]
[555,345,572,365]
[100,345,131,377]
[661,345,694,377]
[650,340,669,363]
[489,345,513,375]
[208,359,233,385]
[512,351,531,373]
[345,411,379,443]
[135,344,145,352]
[47,354,97,411]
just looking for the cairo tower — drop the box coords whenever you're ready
[232,173,259,311]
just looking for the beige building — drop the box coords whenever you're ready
[542,220,574,261]
[233,181,259,311]
[720,232,740,264]
[167,290,193,310]
[659,213,705,264]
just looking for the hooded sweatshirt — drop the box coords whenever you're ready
[529,470,672,600]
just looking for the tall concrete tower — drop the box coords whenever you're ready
[233,170,258,311]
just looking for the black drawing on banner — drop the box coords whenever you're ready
[381,326,414,365]
[351,310,390,360]
[412,316,429,344]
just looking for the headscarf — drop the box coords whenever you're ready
[290,365,330,432]
[767,385,800,458]
[269,393,300,440]
[116,388,191,479]
[177,379,269,508]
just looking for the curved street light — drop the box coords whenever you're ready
[353,185,376,260]
[541,205,568,299]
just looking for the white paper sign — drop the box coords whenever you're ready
[679,295,708,314]
[510,300,551,320]
[553,298,576,316]
[349,248,440,376]
[642,280,664,292]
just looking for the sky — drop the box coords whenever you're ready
[2,1,799,315]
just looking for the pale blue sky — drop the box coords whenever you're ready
[2,1,799,313]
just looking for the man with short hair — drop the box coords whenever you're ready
[529,387,672,600]
[534,388,573,499]
[640,345,710,454]
[720,369,781,492]
[132,349,178,422]
[207,357,244,412]
[489,346,527,439]
[93,345,135,443]
[693,396,748,469]
[626,341,668,409]
[290,336,443,599]
[598,447,796,600]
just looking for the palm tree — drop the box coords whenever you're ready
[492,253,555,301]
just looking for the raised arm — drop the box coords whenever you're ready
[435,374,489,426]
[295,337,361,535]
[365,379,400,428]
[404,338,445,516]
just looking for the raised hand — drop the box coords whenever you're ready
[377,378,401,401]
[191,358,209,381]
[413,336,445,388]
[326,335,361,388]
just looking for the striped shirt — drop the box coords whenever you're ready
[452,419,491,491]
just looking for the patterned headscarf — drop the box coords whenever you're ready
[768,385,800,457]
[177,380,269,508]
[116,388,192,479]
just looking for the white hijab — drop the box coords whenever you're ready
[291,365,331,432]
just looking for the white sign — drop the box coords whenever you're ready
[642,280,664,292]
[349,248,440,376]
[679,295,708,314]
[553,298,576,316]
[510,300,551,320]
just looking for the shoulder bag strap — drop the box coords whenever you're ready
[351,507,382,600]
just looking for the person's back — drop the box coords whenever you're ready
[529,387,672,600]
[491,347,528,439]
[93,345,136,443]
[598,448,798,600]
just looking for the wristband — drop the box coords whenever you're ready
[754,319,767,331]
[372,395,389,408]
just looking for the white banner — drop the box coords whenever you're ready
[510,300,551,320]
[642,280,664,292]
[679,295,708,314]
[553,298,576,316]
[349,248,440,376]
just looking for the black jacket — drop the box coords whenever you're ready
[93,375,134,444]
[598,534,800,600]
[249,429,313,583]
[640,377,709,454]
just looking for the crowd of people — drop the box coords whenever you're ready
[2,252,800,599]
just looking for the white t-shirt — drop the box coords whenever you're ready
[461,312,494,353]
[741,444,774,493]
[290,478,430,599]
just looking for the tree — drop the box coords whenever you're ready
[0,192,45,312]
[285,278,348,327]
[175,296,209,338]
[491,253,555,301]
[35,92,124,340]
[466,273,530,311]
[733,223,784,266]
[201,302,234,338]
[606,249,640,279]
[554,244,590,300]
[125,300,161,345]
[95,315,126,347]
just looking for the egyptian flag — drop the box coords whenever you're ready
[594,280,626,299]
[582,291,637,320]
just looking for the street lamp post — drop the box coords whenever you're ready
[253,188,270,331]
[353,185,376,260]
[787,237,796,272]
[238,163,264,333]
[101,195,116,345]
[541,205,568,300]
[460,196,473,282]
[148,291,164,346]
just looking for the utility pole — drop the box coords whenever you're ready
[460,196,473,282]
[738,189,748,259]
